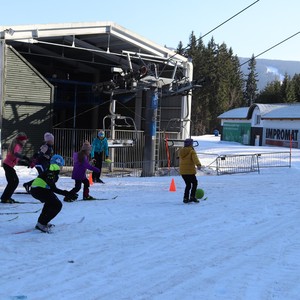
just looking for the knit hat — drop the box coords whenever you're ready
[81,140,92,152]
[184,138,193,147]
[44,132,54,143]
[16,132,28,141]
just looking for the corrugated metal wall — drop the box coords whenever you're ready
[1,45,53,159]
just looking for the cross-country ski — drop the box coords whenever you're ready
[0,208,41,215]
[13,216,85,234]
[76,196,118,202]
[0,215,19,222]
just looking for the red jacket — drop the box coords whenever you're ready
[4,144,23,168]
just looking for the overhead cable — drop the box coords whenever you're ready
[240,31,300,66]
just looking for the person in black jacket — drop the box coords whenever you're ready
[91,130,109,183]
[30,154,77,233]
[23,132,54,193]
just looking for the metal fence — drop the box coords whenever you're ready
[52,129,291,177]
[102,160,173,177]
[52,128,179,169]
[198,151,291,175]
[52,128,143,166]
[216,154,259,175]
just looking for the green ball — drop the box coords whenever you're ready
[195,188,205,199]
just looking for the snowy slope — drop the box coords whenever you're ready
[1,135,300,300]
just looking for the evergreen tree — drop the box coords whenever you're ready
[244,54,258,106]
[176,41,184,55]
[292,74,300,102]
[256,81,282,103]
[189,36,244,134]
[257,73,300,103]
[229,50,245,107]
[186,31,197,58]
[281,73,296,103]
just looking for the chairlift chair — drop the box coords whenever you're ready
[103,114,138,148]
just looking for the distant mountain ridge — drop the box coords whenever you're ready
[239,57,300,91]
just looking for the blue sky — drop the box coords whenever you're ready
[1,0,299,61]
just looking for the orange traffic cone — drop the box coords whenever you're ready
[88,173,94,186]
[169,178,176,192]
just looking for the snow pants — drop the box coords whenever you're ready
[1,163,19,201]
[70,178,90,198]
[92,152,103,181]
[31,187,62,225]
[182,174,198,199]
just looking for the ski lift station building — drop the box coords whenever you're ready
[218,103,300,148]
[0,22,193,169]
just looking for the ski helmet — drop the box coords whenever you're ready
[50,154,65,167]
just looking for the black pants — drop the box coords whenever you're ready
[31,187,62,225]
[182,174,198,199]
[92,152,103,180]
[70,178,90,198]
[1,163,19,201]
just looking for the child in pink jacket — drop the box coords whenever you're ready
[1,132,31,203]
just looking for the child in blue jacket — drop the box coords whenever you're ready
[64,141,100,202]
[91,130,109,183]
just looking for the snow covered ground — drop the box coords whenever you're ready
[1,135,300,300]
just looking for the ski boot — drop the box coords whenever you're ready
[35,222,50,233]
[83,195,96,200]
[1,198,18,204]
[190,197,199,203]
[23,183,31,194]
[183,197,189,204]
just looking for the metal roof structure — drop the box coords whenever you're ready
[217,107,249,119]
[0,21,191,90]
[0,21,195,166]
[257,104,300,119]
[218,103,300,120]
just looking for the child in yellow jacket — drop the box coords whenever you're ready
[179,138,202,203]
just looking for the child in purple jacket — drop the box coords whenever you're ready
[64,141,100,202]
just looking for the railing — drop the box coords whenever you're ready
[256,152,292,169]
[53,128,144,166]
[198,151,291,175]
[52,129,292,177]
[52,128,179,168]
[102,160,171,177]
[216,154,259,175]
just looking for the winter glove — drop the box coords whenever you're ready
[22,155,30,162]
[18,159,30,167]
[197,165,202,170]
[29,158,37,168]
[18,156,31,166]
[65,191,78,200]
[40,144,48,154]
